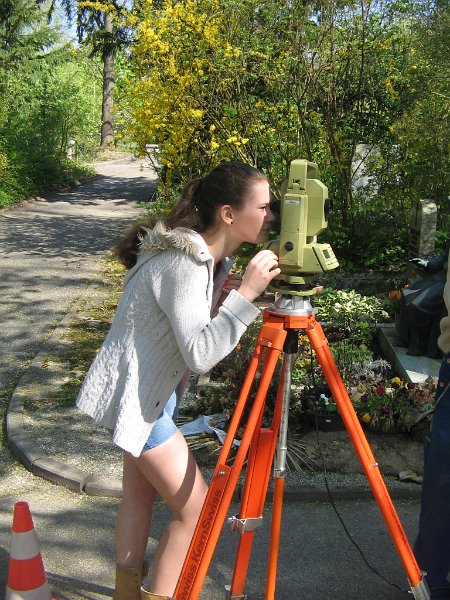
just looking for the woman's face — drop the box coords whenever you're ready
[232,180,276,245]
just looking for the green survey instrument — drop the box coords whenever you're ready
[266,158,339,294]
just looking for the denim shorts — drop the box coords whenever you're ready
[141,391,178,454]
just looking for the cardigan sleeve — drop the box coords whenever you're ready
[155,252,260,374]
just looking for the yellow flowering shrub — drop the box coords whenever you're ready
[125,0,298,192]
[127,0,224,178]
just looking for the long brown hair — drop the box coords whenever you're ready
[115,161,267,269]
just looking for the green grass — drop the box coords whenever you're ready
[0,161,96,209]
[0,386,16,446]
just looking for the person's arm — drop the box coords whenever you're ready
[156,250,279,374]
[437,251,450,354]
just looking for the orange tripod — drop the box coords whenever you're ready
[174,296,430,600]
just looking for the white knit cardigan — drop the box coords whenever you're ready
[76,222,261,456]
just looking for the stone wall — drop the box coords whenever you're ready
[409,199,437,257]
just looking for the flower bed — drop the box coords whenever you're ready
[188,287,436,445]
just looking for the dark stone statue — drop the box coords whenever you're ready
[396,247,449,359]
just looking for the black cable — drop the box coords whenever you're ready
[306,347,406,593]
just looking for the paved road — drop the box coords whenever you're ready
[0,484,420,599]
[0,157,151,394]
[0,158,424,599]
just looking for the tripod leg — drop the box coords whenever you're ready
[228,426,278,598]
[266,344,296,600]
[229,362,287,598]
[266,477,284,600]
[306,318,430,600]
[174,322,287,600]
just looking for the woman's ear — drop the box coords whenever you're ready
[219,204,234,226]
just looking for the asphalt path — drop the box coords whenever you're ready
[0,157,423,599]
[0,157,151,393]
[0,484,420,599]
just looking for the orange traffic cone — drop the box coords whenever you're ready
[6,501,54,599]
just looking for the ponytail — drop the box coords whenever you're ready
[114,161,267,269]
[113,219,156,269]
[163,179,204,231]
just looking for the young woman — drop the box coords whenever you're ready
[76,161,280,600]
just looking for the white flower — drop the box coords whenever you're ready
[319,394,329,405]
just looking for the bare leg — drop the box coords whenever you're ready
[133,429,208,596]
[115,451,156,568]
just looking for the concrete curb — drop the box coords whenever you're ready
[6,292,424,502]
[6,283,123,497]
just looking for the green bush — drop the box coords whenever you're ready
[0,3,102,207]
[313,288,388,321]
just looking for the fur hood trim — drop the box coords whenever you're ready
[123,221,211,287]
[137,221,207,261]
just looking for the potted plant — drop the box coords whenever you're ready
[300,385,345,431]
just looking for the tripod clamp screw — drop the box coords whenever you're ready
[228,515,263,535]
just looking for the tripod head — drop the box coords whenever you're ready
[266,159,339,296]
[267,292,316,317]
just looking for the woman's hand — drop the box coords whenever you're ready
[237,250,281,302]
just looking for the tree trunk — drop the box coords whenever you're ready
[100,11,115,148]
